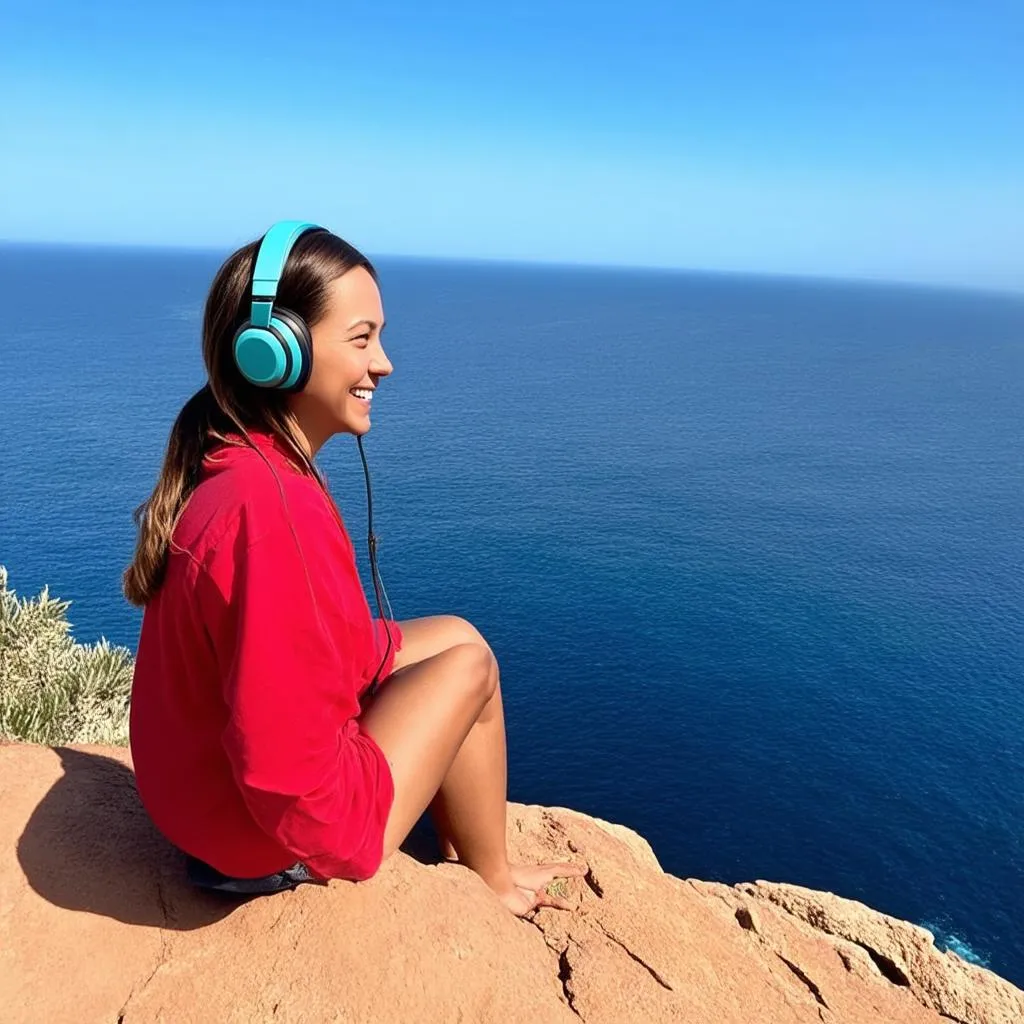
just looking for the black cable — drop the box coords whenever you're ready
[357,434,393,698]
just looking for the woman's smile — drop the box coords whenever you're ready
[350,387,374,411]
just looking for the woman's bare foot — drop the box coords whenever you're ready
[438,840,588,916]
[440,846,587,891]
[491,862,589,916]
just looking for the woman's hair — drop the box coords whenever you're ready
[123,229,377,607]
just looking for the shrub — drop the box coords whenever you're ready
[0,565,133,745]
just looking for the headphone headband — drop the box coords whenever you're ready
[249,220,322,327]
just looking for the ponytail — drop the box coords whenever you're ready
[123,385,225,606]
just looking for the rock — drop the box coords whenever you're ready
[741,881,1024,1024]
[1,742,1020,1024]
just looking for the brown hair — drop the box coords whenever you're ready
[123,229,377,606]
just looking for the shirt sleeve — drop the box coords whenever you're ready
[198,511,395,882]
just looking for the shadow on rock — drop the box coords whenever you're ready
[17,746,233,930]
[400,811,450,867]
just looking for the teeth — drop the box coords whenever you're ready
[351,389,373,400]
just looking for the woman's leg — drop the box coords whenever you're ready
[420,653,510,889]
[384,614,495,862]
[359,641,584,914]
[359,643,494,860]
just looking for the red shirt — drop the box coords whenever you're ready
[129,429,403,882]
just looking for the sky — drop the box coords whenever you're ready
[1,0,1022,292]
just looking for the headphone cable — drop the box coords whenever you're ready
[357,433,395,698]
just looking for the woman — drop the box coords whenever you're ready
[124,221,584,916]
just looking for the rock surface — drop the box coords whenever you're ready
[2,742,1020,1024]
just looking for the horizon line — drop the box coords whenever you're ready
[1,235,1021,302]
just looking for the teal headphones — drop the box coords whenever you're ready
[233,220,325,392]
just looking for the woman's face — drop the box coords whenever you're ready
[288,266,394,452]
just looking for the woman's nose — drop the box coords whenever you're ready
[370,349,394,377]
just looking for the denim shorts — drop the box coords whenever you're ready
[185,853,324,896]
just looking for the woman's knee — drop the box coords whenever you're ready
[460,642,496,708]
[368,642,490,727]
[389,615,491,677]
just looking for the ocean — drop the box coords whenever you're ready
[1,243,1021,983]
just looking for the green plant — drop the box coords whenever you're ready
[0,565,133,745]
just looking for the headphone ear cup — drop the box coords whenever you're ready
[270,307,313,393]
[234,323,290,388]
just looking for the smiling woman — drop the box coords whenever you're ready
[123,221,586,917]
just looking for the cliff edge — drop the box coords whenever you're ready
[1,742,1020,1024]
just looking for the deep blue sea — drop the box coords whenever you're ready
[1,243,1022,984]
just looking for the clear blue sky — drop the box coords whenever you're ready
[2,0,1022,291]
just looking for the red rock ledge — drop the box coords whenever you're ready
[1,742,1020,1024]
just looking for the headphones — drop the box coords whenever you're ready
[233,220,325,392]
